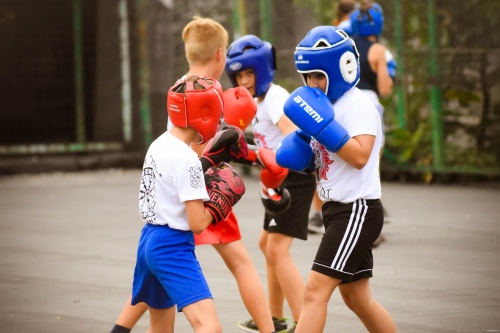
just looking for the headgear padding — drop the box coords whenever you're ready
[167,76,224,144]
[295,26,360,103]
[225,34,276,97]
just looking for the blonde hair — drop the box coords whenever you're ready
[182,16,228,65]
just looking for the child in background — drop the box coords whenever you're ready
[332,0,357,34]
[225,34,316,333]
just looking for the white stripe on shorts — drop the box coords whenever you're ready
[330,199,368,271]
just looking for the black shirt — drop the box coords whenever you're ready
[352,36,378,95]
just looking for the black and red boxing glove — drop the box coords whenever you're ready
[204,162,246,224]
[260,185,291,215]
[223,86,257,131]
[199,126,249,172]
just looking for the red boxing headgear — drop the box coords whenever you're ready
[167,76,224,144]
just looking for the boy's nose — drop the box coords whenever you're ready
[308,79,319,88]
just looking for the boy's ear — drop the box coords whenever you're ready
[216,47,225,61]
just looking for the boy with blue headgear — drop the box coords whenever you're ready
[276,26,398,333]
[308,0,395,240]
[226,34,316,333]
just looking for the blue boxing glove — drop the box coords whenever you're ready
[284,86,350,153]
[385,49,397,80]
[276,129,314,172]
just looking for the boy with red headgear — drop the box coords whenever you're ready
[109,16,277,333]
[131,74,245,332]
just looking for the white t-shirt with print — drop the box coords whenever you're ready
[252,83,289,151]
[313,87,382,203]
[139,131,210,230]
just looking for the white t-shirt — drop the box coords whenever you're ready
[313,87,382,203]
[252,83,290,151]
[138,131,210,230]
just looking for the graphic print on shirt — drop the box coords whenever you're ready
[313,140,333,181]
[253,131,267,149]
[139,166,157,223]
[139,155,162,224]
[190,165,205,189]
[252,116,268,148]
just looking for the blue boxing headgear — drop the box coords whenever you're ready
[295,26,360,103]
[350,2,384,38]
[225,34,276,97]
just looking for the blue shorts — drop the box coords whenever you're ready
[131,224,213,311]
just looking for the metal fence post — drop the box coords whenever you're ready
[394,0,406,129]
[428,0,444,170]
[73,0,86,144]
[259,0,272,43]
[119,0,132,143]
[136,0,153,149]
[232,0,247,39]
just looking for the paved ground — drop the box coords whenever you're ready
[0,168,499,333]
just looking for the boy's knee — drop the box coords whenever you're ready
[341,292,371,313]
[194,322,222,333]
[265,246,285,265]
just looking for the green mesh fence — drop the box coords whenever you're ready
[1,0,498,176]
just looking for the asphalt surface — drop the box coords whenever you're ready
[0,168,499,333]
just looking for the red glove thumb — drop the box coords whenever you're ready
[258,148,289,188]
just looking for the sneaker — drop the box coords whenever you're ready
[237,317,288,333]
[279,322,296,333]
[307,212,324,234]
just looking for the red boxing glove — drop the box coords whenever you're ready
[256,148,289,189]
[204,162,246,224]
[223,86,257,131]
[229,142,289,189]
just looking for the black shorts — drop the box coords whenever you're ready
[263,171,316,240]
[312,199,384,283]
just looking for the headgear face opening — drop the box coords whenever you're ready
[294,26,360,103]
[350,2,384,38]
[167,76,224,144]
[225,34,276,97]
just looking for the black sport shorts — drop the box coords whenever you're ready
[263,171,316,240]
[312,199,384,283]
